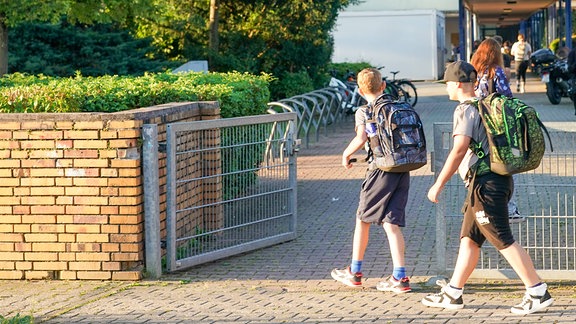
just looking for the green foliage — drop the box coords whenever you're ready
[0,314,33,324]
[549,36,576,53]
[133,0,360,98]
[8,21,178,77]
[327,62,372,81]
[0,72,271,117]
[269,70,314,100]
[0,0,155,27]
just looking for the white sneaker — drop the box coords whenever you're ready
[510,290,554,315]
[421,279,464,310]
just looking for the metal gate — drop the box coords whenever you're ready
[144,113,298,274]
[433,122,576,280]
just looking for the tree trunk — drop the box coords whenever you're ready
[208,0,220,67]
[0,17,8,76]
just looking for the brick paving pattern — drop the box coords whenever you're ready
[1,78,575,323]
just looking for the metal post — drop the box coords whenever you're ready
[458,0,466,61]
[142,124,162,279]
[566,0,572,49]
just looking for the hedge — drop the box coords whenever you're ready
[0,71,272,118]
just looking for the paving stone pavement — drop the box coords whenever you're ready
[1,77,576,323]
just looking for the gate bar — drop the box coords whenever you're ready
[142,124,162,278]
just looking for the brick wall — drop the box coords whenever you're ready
[0,101,220,280]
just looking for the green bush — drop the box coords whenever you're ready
[269,70,314,100]
[0,314,33,324]
[327,62,372,81]
[0,72,272,117]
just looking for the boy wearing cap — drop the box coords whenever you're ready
[421,61,553,315]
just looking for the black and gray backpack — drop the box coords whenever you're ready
[365,94,427,172]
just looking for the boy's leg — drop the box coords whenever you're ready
[376,222,411,293]
[421,237,479,309]
[331,218,370,287]
[499,242,554,314]
[352,218,371,261]
[382,222,404,268]
[449,237,480,288]
[499,242,540,286]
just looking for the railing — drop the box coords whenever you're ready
[267,86,353,148]
[433,122,576,280]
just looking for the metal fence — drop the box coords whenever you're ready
[267,86,351,148]
[433,123,576,280]
[143,113,298,274]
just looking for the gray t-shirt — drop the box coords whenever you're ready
[453,101,489,180]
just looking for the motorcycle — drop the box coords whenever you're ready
[530,48,574,105]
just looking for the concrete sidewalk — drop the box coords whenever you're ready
[1,77,576,323]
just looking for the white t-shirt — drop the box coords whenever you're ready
[511,41,532,61]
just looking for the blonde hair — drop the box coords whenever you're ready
[357,68,383,94]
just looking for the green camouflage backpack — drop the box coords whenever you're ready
[469,93,552,176]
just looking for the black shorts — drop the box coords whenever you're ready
[356,169,409,226]
[461,172,515,250]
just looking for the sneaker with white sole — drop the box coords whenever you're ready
[331,266,362,287]
[421,279,464,310]
[376,276,412,293]
[510,290,554,315]
[508,201,526,224]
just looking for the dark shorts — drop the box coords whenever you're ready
[461,172,515,250]
[356,169,409,226]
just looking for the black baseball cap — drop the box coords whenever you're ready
[443,61,477,83]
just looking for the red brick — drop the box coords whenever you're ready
[66,224,101,233]
[76,234,109,242]
[0,252,24,261]
[112,271,141,280]
[15,261,32,270]
[33,262,67,271]
[67,243,101,252]
[21,159,56,168]
[31,205,65,215]
[74,196,108,205]
[111,252,140,261]
[64,168,100,177]
[73,121,104,130]
[69,262,101,271]
[0,270,24,279]
[24,252,58,261]
[76,271,111,280]
[21,215,56,224]
[24,233,57,242]
[32,243,66,252]
[76,252,110,261]
[65,206,100,215]
[73,215,109,224]
[64,149,99,158]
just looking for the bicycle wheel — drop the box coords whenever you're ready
[397,80,418,107]
[384,82,400,100]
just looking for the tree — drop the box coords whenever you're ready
[132,0,359,91]
[0,0,154,76]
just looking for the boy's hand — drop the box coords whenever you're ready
[342,157,357,169]
[427,183,443,203]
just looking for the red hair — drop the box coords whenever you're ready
[470,38,504,79]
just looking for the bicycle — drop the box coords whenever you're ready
[384,69,418,107]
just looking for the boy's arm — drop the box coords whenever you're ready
[427,134,471,203]
[342,124,368,169]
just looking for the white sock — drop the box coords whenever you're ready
[527,282,547,296]
[444,284,463,298]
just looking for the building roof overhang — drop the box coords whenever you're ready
[467,0,557,26]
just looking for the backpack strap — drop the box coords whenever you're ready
[465,99,491,176]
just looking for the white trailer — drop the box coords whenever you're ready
[332,9,446,81]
